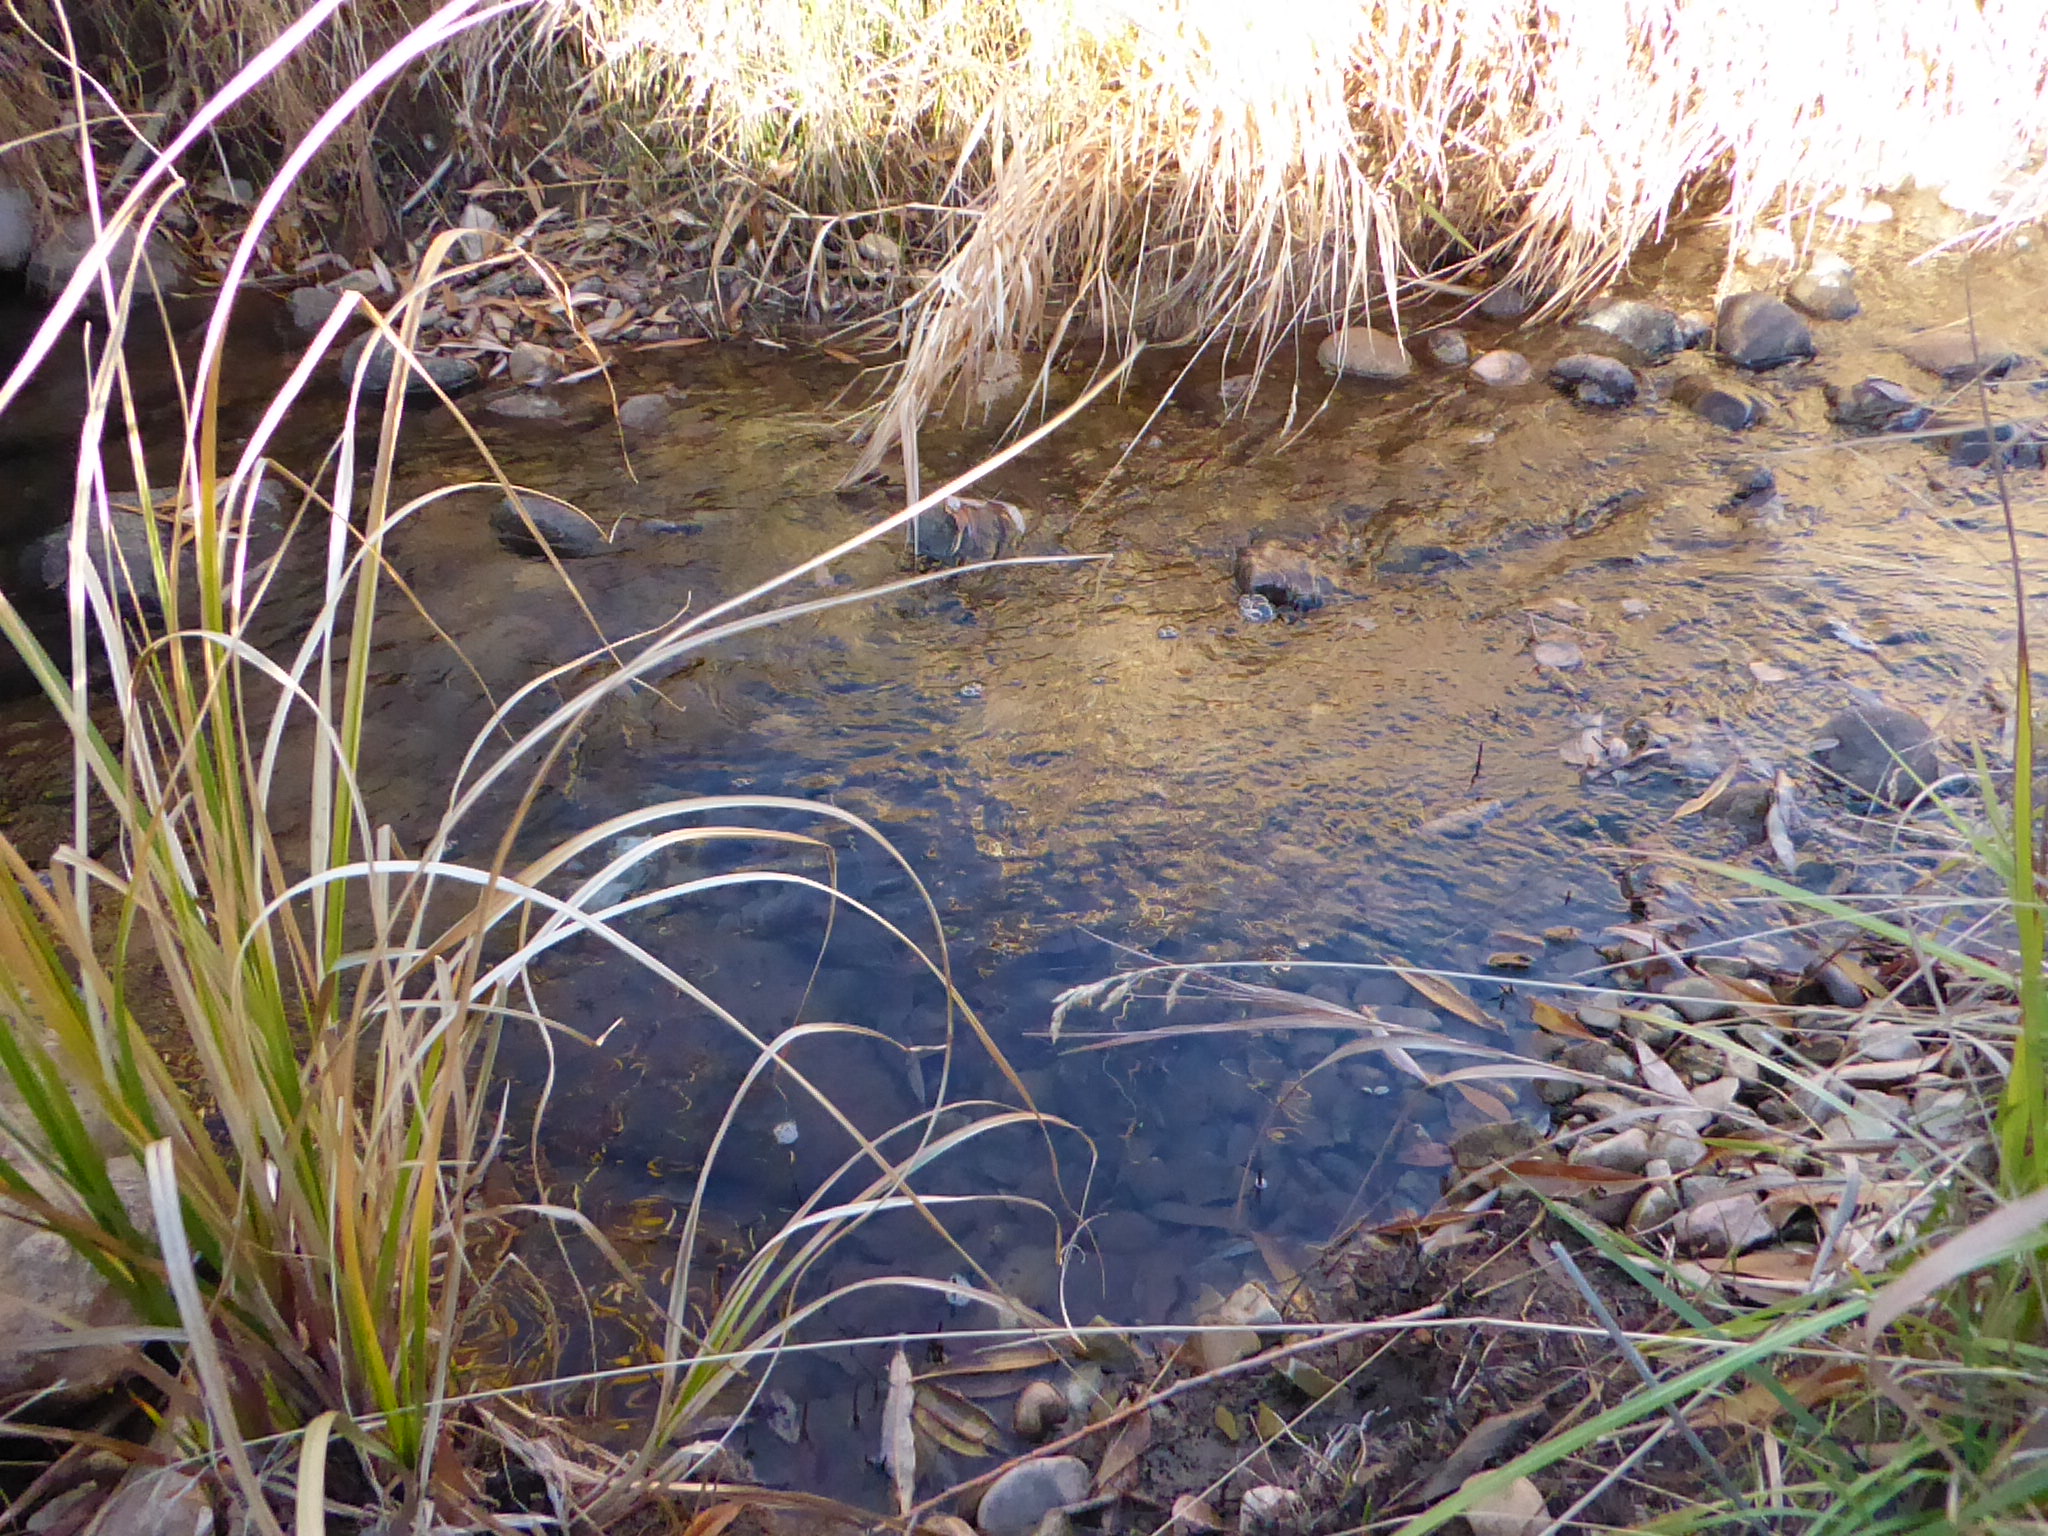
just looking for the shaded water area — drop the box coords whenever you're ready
[4,205,2047,1497]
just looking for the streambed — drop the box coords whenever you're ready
[1,199,2044,1501]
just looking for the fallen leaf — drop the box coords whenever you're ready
[1486,951,1534,970]
[1417,1402,1550,1501]
[1766,769,1799,873]
[913,1384,1000,1457]
[882,1349,916,1515]
[1530,1000,1596,1039]
[1214,1403,1241,1442]
[1390,963,1496,1029]
[1398,1134,1453,1168]
[1274,1356,1341,1398]
[1094,1408,1152,1494]
[1501,1158,1646,1197]
[823,347,863,365]
[680,1504,745,1536]
[1461,1472,1548,1536]
[1171,1495,1225,1534]
[1254,1403,1288,1442]
[1690,1362,1864,1429]
[1453,1082,1513,1121]
[1749,661,1792,683]
[1672,762,1741,820]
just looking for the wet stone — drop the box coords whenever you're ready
[1317,327,1411,380]
[492,492,611,559]
[1450,1119,1542,1171]
[1899,330,2023,382]
[1942,420,2048,469]
[1827,377,1930,433]
[484,391,566,420]
[1787,268,1861,321]
[506,340,560,385]
[978,1457,1091,1536]
[289,285,345,332]
[1424,328,1471,366]
[1479,281,1534,320]
[909,496,1021,566]
[1815,704,1939,804]
[1660,976,1739,1023]
[1705,780,1774,840]
[1577,298,1686,361]
[1469,349,1532,387]
[1716,292,1815,370]
[1548,353,1637,407]
[1571,1126,1652,1174]
[618,392,673,432]
[339,333,481,397]
[1560,1040,1637,1085]
[1675,1194,1777,1256]
[1672,374,1768,430]
[1234,540,1336,613]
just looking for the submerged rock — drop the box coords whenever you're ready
[1423,328,1470,367]
[484,391,566,421]
[1469,349,1532,387]
[1815,704,1939,804]
[1317,327,1411,380]
[289,284,346,332]
[909,495,1024,566]
[1716,293,1815,370]
[505,340,561,385]
[1234,540,1336,612]
[1577,298,1686,361]
[1548,353,1638,407]
[27,217,183,297]
[1672,374,1768,430]
[1479,281,1535,320]
[618,392,673,432]
[978,1457,1091,1536]
[1899,330,2023,382]
[493,492,611,559]
[1826,377,1930,433]
[339,332,481,397]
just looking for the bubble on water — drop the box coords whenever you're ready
[1238,593,1277,624]
[772,1119,799,1146]
[943,1272,977,1309]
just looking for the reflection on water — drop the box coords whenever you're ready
[3,204,2045,1497]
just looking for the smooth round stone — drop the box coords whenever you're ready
[618,392,673,432]
[1788,269,1860,321]
[1827,377,1928,433]
[1672,374,1768,430]
[1815,704,1939,804]
[1899,330,2023,382]
[1577,297,1685,360]
[1716,292,1815,370]
[1547,353,1638,407]
[484,391,566,421]
[1479,282,1534,319]
[1317,326,1411,380]
[1469,349,1532,387]
[977,1457,1091,1536]
[1423,328,1470,366]
[339,332,481,397]
[492,492,611,559]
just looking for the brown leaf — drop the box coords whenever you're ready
[680,1504,745,1536]
[1390,963,1496,1029]
[1417,1401,1550,1501]
[913,1384,1000,1457]
[1094,1408,1152,1495]
[1530,1000,1596,1040]
[1172,1495,1225,1534]
[1486,952,1534,970]
[1397,1133,1453,1168]
[1501,1158,1645,1196]
[1213,1403,1241,1442]
[1672,762,1741,820]
[1453,1082,1513,1122]
[1690,1362,1864,1429]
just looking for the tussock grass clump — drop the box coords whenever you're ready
[566,0,2048,472]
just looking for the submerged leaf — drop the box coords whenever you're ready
[1390,963,1495,1029]
[1094,1407,1152,1494]
[1529,1000,1595,1040]
[883,1349,916,1515]
[914,1383,1001,1457]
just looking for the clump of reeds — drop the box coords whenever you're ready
[564,0,2048,474]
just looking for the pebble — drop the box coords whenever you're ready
[1815,704,1939,804]
[289,285,345,331]
[1156,625,1180,640]
[1716,292,1815,370]
[1423,329,1470,366]
[1013,1381,1069,1441]
[1788,267,1860,321]
[977,1458,1092,1536]
[1469,349,1532,387]
[484,392,566,420]
[1571,1126,1652,1174]
[505,341,560,385]
[1628,1184,1679,1233]
[1943,421,2048,470]
[1648,1126,1708,1171]
[492,492,611,559]
[1238,592,1278,624]
[1827,377,1929,433]
[1854,1024,1923,1063]
[1674,1193,1776,1256]
[1547,353,1637,407]
[1577,298,1686,360]
[1561,1040,1637,1084]
[618,392,673,432]
[339,332,481,397]
[958,683,985,700]
[1899,330,2023,382]
[1739,228,1799,269]
[1450,1120,1542,1171]
[1317,327,1411,379]
[1575,1000,1622,1033]
[1478,282,1534,320]
[1672,375,1768,430]
[1659,976,1740,1022]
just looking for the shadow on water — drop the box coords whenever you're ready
[4,201,2047,1496]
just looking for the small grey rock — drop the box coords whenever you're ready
[1672,374,1768,430]
[289,284,345,332]
[1661,976,1739,1023]
[1235,540,1335,613]
[339,333,481,397]
[1450,1119,1542,1172]
[1827,377,1929,433]
[1788,269,1861,321]
[1571,1126,1652,1174]
[1648,1126,1708,1171]
[506,340,560,386]
[1854,1024,1923,1063]
[1815,704,1939,804]
[492,492,611,559]
[1675,312,1714,350]
[1238,592,1278,624]
[1578,298,1685,361]
[1317,326,1411,380]
[618,392,673,432]
[909,496,1022,567]
[22,509,163,609]
[1705,781,1774,841]
[1628,1183,1679,1233]
[484,391,566,420]
[1716,292,1815,371]
[1424,329,1470,367]
[1899,330,2022,382]
[1675,1193,1776,1256]
[1940,420,2048,470]
[1548,353,1638,407]
[1561,1040,1637,1085]
[977,1457,1092,1536]
[1239,1486,1308,1536]
[1013,1381,1070,1442]
[1479,282,1534,320]
[1469,349,1532,387]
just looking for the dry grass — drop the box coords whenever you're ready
[560,0,2048,475]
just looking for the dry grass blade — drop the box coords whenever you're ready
[1865,1184,2048,1339]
